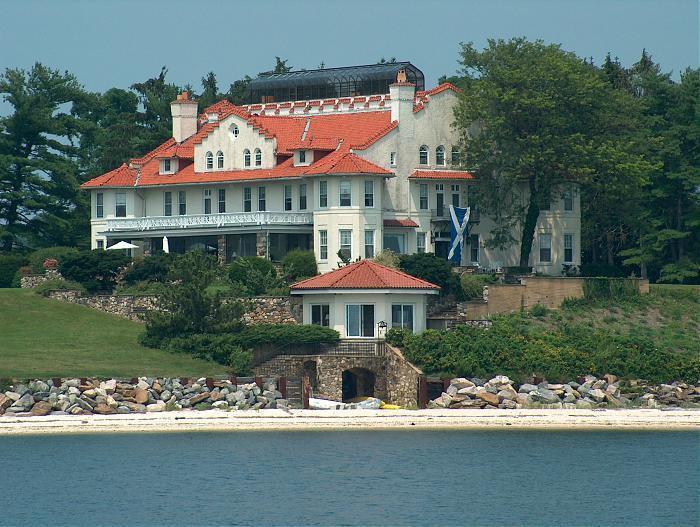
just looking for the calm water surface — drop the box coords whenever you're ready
[0,430,698,527]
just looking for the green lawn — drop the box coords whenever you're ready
[0,289,228,379]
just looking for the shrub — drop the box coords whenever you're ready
[59,250,132,293]
[228,256,283,295]
[372,250,400,269]
[235,324,340,348]
[28,247,80,275]
[164,334,252,374]
[386,327,411,348]
[530,303,548,317]
[114,281,164,296]
[582,277,639,301]
[579,262,628,278]
[122,253,175,285]
[34,278,86,297]
[399,253,462,298]
[460,273,496,300]
[0,253,29,288]
[281,250,318,282]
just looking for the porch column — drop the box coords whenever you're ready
[217,235,227,264]
[256,231,268,258]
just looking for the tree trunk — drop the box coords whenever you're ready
[519,178,540,268]
[606,232,614,265]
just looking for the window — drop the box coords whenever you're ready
[541,194,550,211]
[218,189,226,213]
[436,145,445,166]
[383,233,406,254]
[467,185,480,208]
[436,184,445,216]
[257,186,266,211]
[203,189,212,214]
[319,230,328,260]
[96,193,103,218]
[339,229,352,260]
[299,150,306,164]
[164,192,172,216]
[364,180,374,207]
[311,304,330,327]
[346,304,375,337]
[96,240,104,250]
[163,159,171,172]
[564,234,574,263]
[299,184,307,210]
[229,124,239,139]
[178,191,187,215]
[419,145,428,165]
[339,180,351,206]
[115,192,126,217]
[205,151,213,170]
[216,151,224,169]
[539,233,552,263]
[451,146,460,165]
[419,184,428,210]
[319,180,328,208]
[243,187,252,212]
[392,304,414,332]
[364,230,374,258]
[417,232,426,253]
[390,151,396,166]
[244,149,251,167]
[564,188,574,211]
[451,184,460,207]
[284,185,292,211]
[254,148,262,167]
[469,234,479,262]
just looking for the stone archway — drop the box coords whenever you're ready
[342,367,376,402]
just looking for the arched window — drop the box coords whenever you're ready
[419,145,428,165]
[451,146,460,165]
[229,124,239,139]
[244,149,251,167]
[205,151,213,170]
[436,145,445,166]
[254,148,262,167]
[216,151,224,169]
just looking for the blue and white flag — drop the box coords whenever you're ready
[448,205,470,264]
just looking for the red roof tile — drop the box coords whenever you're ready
[409,169,475,180]
[304,151,392,176]
[81,164,137,188]
[291,260,440,291]
[383,218,419,228]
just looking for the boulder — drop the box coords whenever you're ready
[15,393,35,411]
[212,401,229,410]
[450,378,475,390]
[457,386,480,397]
[30,401,52,416]
[0,394,12,412]
[189,392,210,405]
[101,379,117,394]
[93,403,116,415]
[603,374,618,385]
[446,384,459,396]
[475,391,499,406]
[122,402,146,413]
[146,401,166,412]
[134,389,149,404]
[515,393,532,406]
[531,388,560,405]
[497,386,518,401]
[500,399,517,409]
[589,389,606,403]
[518,383,538,394]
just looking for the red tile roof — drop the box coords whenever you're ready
[81,163,137,188]
[383,218,419,228]
[409,169,475,180]
[290,260,440,291]
[304,151,393,176]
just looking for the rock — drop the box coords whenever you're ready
[592,380,607,390]
[212,401,229,410]
[93,403,116,415]
[116,406,131,414]
[30,380,50,393]
[146,401,166,412]
[134,389,149,404]
[136,379,149,390]
[74,397,93,411]
[515,393,532,406]
[603,374,618,385]
[189,392,210,405]
[604,393,622,407]
[518,383,538,394]
[446,384,459,396]
[160,390,172,402]
[500,399,517,409]
[122,402,146,413]
[457,386,480,396]
[101,379,117,394]
[30,401,52,416]
[440,393,453,408]
[589,389,606,403]
[15,393,35,410]
[475,391,499,406]
[0,394,12,412]
[497,386,518,401]
[562,393,577,404]
[530,388,560,404]
[575,399,593,409]
[450,378,475,389]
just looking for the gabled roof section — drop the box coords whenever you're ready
[409,169,475,180]
[291,260,440,291]
[413,82,462,113]
[383,218,419,228]
[304,151,393,176]
[81,164,137,188]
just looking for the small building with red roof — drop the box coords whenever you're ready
[291,259,439,338]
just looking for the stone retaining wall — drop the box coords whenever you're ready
[241,296,302,325]
[20,270,62,288]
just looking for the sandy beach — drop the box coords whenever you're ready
[0,408,698,435]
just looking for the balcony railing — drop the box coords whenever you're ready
[102,211,314,233]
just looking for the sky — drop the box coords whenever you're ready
[0,0,698,106]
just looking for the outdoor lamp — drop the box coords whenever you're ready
[378,320,387,338]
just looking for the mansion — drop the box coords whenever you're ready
[83,62,580,274]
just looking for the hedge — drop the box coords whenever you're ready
[234,324,340,348]
[0,253,29,288]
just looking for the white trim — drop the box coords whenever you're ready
[291,288,438,295]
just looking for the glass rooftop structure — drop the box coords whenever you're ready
[249,62,424,104]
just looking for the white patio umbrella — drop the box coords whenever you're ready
[162,236,170,254]
[106,241,139,250]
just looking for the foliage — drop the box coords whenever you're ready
[163,334,252,374]
[0,253,28,288]
[58,250,132,293]
[582,278,640,300]
[460,273,497,300]
[529,303,549,317]
[234,324,340,349]
[114,280,164,296]
[228,256,283,296]
[33,278,86,297]
[579,262,629,277]
[398,253,462,298]
[281,250,318,282]
[27,246,80,275]
[121,252,175,285]
[372,250,400,269]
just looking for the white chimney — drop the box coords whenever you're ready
[170,91,198,143]
[389,69,416,122]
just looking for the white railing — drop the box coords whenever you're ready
[103,211,313,232]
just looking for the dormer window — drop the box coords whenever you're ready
[163,159,171,172]
[229,124,239,139]
[207,113,219,123]
[160,158,176,175]
[205,151,213,170]
[299,150,306,164]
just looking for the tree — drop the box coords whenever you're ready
[198,71,219,111]
[454,39,653,268]
[398,253,461,298]
[130,66,181,149]
[0,63,89,251]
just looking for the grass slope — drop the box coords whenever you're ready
[0,289,228,379]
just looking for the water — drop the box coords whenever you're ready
[0,430,698,527]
